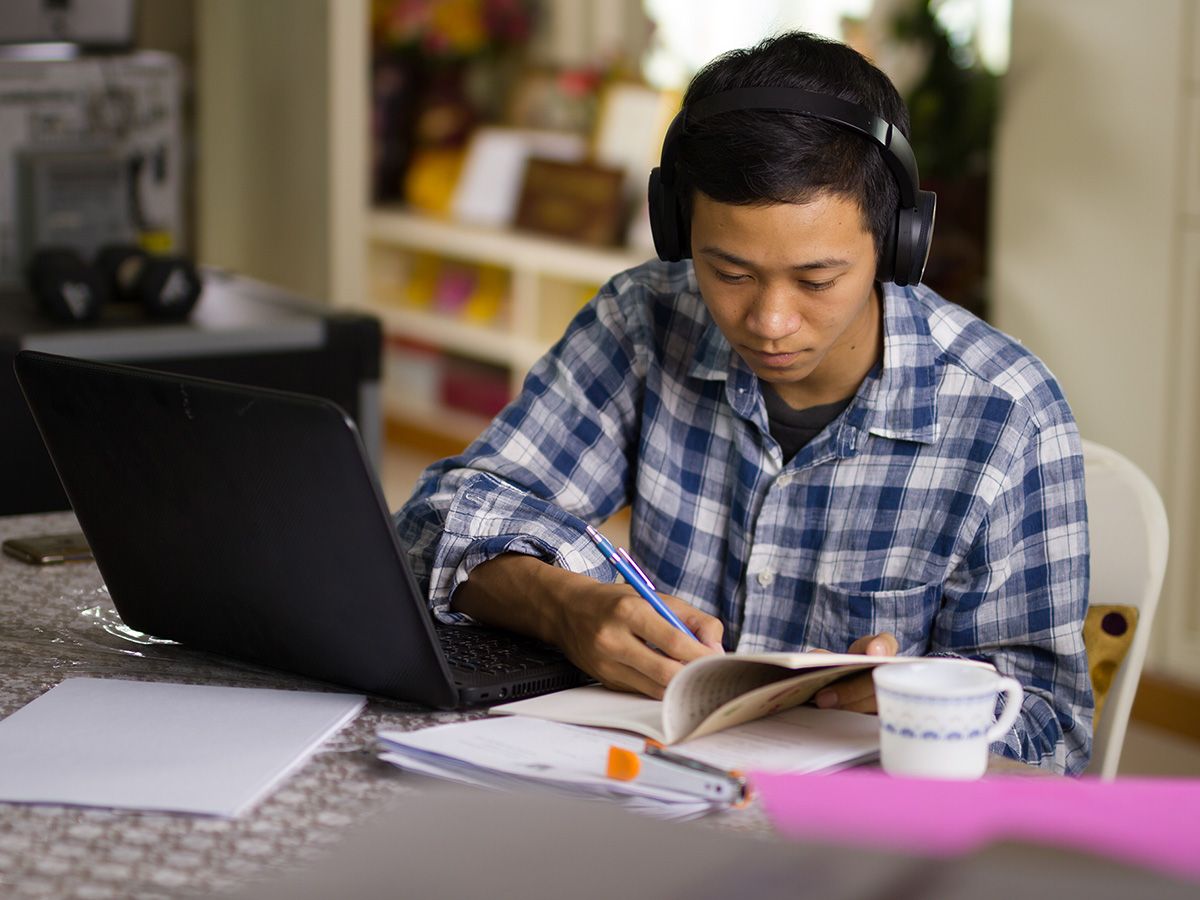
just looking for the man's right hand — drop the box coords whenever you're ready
[451,553,724,699]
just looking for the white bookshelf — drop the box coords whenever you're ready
[203,0,652,447]
[367,208,643,284]
[360,207,648,443]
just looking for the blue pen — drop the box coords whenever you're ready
[584,525,696,640]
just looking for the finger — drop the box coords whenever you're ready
[637,617,716,667]
[689,616,726,653]
[588,591,711,686]
[866,633,899,656]
[660,595,725,653]
[814,672,876,710]
[846,634,871,654]
[572,626,679,696]
[836,695,879,714]
[634,609,722,665]
[606,641,685,694]
[662,602,724,652]
[630,593,717,659]
[847,632,899,656]
[596,662,670,700]
[601,612,690,681]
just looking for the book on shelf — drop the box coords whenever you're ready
[492,650,989,745]
[439,353,511,418]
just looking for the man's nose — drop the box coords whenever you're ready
[745,283,802,340]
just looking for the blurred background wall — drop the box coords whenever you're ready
[989,1,1198,690]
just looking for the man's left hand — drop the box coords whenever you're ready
[812,632,899,714]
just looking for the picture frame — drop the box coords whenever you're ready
[592,81,679,195]
[513,157,626,247]
[450,126,587,228]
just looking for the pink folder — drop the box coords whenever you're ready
[752,769,1200,883]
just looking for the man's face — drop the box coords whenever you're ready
[689,191,881,407]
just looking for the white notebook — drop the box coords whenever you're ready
[0,678,364,817]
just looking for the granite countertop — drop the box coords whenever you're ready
[0,511,770,899]
[0,511,500,899]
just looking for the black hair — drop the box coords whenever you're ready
[677,31,911,263]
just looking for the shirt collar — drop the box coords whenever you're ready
[686,302,763,421]
[688,312,736,382]
[684,280,939,445]
[861,283,939,444]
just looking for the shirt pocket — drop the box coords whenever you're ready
[806,582,943,656]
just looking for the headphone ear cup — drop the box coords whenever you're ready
[892,207,915,287]
[94,244,149,303]
[93,244,203,320]
[910,190,937,286]
[648,167,681,262]
[134,256,203,320]
[26,248,107,322]
[886,190,937,287]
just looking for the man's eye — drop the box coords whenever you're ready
[714,269,748,284]
[803,279,836,292]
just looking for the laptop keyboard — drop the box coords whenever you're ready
[436,625,571,676]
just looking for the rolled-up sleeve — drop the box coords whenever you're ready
[393,277,650,621]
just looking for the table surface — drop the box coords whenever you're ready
[0,511,779,899]
[0,511,1158,900]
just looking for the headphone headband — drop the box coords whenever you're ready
[683,87,919,208]
[648,85,937,286]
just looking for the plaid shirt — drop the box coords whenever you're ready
[395,259,1093,774]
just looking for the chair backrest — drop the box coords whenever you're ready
[1080,439,1169,779]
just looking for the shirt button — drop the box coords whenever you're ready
[757,570,775,587]
[776,473,794,487]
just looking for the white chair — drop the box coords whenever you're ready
[1080,439,1169,779]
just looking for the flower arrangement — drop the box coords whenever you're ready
[371,0,536,60]
[370,0,539,203]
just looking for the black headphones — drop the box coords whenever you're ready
[647,86,937,287]
[25,244,203,324]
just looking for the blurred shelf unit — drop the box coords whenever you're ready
[364,206,647,444]
[197,0,656,449]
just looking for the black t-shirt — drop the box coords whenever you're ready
[760,381,853,463]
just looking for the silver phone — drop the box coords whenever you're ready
[2,532,93,565]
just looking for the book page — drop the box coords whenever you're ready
[678,666,874,742]
[494,654,993,746]
[489,685,668,743]
[661,652,919,743]
[671,706,880,774]
[664,652,998,742]
[658,658,807,743]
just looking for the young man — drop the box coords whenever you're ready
[395,32,1093,774]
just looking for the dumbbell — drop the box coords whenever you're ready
[94,245,203,321]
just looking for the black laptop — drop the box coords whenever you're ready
[13,350,587,708]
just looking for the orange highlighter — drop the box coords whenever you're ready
[606,741,749,806]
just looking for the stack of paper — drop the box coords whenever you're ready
[0,678,365,817]
[490,684,883,771]
[377,701,882,819]
[378,717,718,820]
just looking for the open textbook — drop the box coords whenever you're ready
[493,651,991,745]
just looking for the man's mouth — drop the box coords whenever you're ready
[746,347,806,367]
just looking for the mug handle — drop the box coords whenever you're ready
[985,676,1025,742]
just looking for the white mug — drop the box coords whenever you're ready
[872,660,1024,780]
